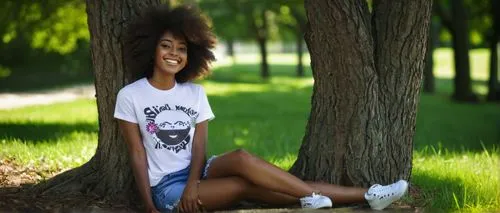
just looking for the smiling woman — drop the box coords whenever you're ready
[113,5,409,213]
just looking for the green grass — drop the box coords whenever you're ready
[1,49,499,212]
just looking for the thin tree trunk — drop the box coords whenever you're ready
[30,0,162,207]
[487,0,500,101]
[451,0,476,102]
[258,37,269,79]
[290,0,431,186]
[424,18,438,93]
[256,11,269,79]
[296,32,304,77]
[226,38,235,64]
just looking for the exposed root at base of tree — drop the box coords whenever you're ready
[0,158,141,212]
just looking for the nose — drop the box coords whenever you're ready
[168,48,179,56]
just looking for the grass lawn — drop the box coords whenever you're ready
[1,48,499,212]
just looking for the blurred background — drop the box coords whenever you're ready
[0,0,497,100]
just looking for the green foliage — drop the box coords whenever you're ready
[0,0,89,54]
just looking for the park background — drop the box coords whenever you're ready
[0,0,498,212]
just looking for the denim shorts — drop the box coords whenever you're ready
[151,156,217,213]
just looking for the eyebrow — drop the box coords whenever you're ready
[160,38,187,45]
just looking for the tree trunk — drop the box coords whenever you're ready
[226,38,235,64]
[296,31,305,77]
[256,11,270,79]
[451,0,476,102]
[290,0,431,186]
[487,0,500,102]
[30,0,161,207]
[257,37,270,79]
[424,17,438,93]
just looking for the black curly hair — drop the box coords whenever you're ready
[124,5,217,83]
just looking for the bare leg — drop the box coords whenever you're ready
[196,178,367,211]
[197,177,251,210]
[243,182,367,205]
[204,149,368,205]
[306,181,367,204]
[206,149,314,198]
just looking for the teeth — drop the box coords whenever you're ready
[169,135,178,138]
[165,59,178,64]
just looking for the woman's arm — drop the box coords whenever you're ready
[118,120,159,213]
[179,120,209,213]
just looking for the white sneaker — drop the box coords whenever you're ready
[364,180,408,210]
[300,192,333,209]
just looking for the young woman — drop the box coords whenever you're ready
[115,5,408,213]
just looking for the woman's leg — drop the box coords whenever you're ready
[205,149,314,198]
[197,178,367,210]
[242,182,367,205]
[306,181,367,204]
[198,177,298,210]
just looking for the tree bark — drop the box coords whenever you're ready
[451,0,476,102]
[290,0,431,186]
[30,0,161,206]
[487,0,500,102]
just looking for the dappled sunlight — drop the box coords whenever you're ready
[433,48,490,81]
[213,53,312,68]
[0,65,11,79]
[202,81,270,96]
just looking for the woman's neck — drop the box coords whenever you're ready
[148,72,176,90]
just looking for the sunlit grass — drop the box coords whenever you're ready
[412,146,500,212]
[0,99,98,169]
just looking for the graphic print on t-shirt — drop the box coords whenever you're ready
[143,104,198,153]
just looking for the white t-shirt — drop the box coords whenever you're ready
[114,78,215,186]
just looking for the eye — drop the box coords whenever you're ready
[161,43,171,48]
[178,47,187,52]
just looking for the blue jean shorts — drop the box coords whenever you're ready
[151,156,217,213]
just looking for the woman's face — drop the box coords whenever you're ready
[154,31,188,76]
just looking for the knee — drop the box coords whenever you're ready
[232,149,255,165]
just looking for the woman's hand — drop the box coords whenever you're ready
[179,180,201,213]
[146,206,161,213]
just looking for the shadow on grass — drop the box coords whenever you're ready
[0,69,93,93]
[0,122,97,144]
[206,64,312,84]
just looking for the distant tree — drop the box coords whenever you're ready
[290,0,431,185]
[487,0,500,101]
[275,2,307,77]
[200,0,251,63]
[424,16,438,94]
[202,0,279,79]
[31,0,162,208]
[435,0,478,101]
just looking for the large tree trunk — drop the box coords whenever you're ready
[290,0,431,186]
[451,0,476,102]
[30,0,161,206]
[487,0,500,102]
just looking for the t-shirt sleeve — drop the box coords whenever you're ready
[114,88,138,124]
[196,86,215,123]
